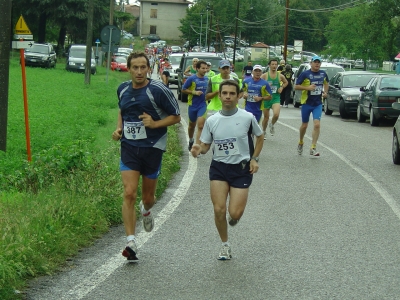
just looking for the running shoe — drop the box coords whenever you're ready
[228,216,239,226]
[270,123,275,136]
[188,140,194,152]
[284,105,288,108]
[217,244,232,260]
[310,148,320,158]
[263,131,267,140]
[297,143,303,155]
[140,201,154,232]
[122,240,138,261]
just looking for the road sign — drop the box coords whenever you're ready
[15,15,32,35]
[14,34,33,40]
[12,41,34,49]
[100,25,121,44]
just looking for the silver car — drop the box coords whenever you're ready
[392,102,400,164]
[167,53,183,85]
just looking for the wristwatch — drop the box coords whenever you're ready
[251,156,259,162]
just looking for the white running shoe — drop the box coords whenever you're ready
[310,148,320,158]
[297,143,303,155]
[217,244,232,260]
[140,201,154,232]
[122,240,138,261]
[270,123,275,136]
[263,131,267,140]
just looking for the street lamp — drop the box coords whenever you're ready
[205,4,210,49]
[200,13,203,49]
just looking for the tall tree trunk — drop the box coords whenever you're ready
[38,12,47,43]
[57,23,67,57]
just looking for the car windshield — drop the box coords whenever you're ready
[185,57,221,72]
[70,48,86,58]
[115,56,126,63]
[380,77,400,89]
[320,67,344,79]
[28,45,49,54]
[342,74,375,87]
[169,56,182,64]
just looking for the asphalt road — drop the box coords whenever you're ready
[25,78,400,299]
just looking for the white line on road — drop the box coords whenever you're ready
[62,119,194,300]
[279,121,400,219]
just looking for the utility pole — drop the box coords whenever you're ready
[0,0,12,151]
[85,0,94,84]
[205,3,210,49]
[283,0,289,62]
[200,13,203,48]
[233,0,240,65]
[109,0,114,25]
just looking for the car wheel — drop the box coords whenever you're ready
[357,105,366,123]
[339,100,348,119]
[181,93,188,103]
[324,99,333,115]
[177,88,182,100]
[393,132,400,165]
[370,108,379,126]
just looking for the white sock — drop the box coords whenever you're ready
[222,241,230,247]
[141,204,149,215]
[127,235,136,242]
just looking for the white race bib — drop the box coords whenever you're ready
[247,93,257,102]
[310,82,322,95]
[124,121,147,140]
[214,138,239,156]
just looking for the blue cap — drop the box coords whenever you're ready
[219,59,231,68]
[311,55,322,62]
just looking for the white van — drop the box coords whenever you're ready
[157,40,167,47]
[66,45,96,75]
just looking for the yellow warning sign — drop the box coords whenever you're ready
[15,15,32,35]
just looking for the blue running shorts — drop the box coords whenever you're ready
[188,104,207,123]
[301,103,322,123]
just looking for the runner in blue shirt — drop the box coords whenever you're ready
[242,65,272,123]
[295,55,329,157]
[112,51,180,262]
[182,60,209,151]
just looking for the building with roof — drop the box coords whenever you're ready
[138,0,191,40]
[250,42,270,61]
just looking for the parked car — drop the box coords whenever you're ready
[24,43,57,68]
[141,34,160,42]
[117,47,132,55]
[392,102,400,164]
[292,53,302,61]
[293,62,345,108]
[170,46,182,53]
[111,56,128,72]
[299,51,318,62]
[325,71,376,118]
[176,52,222,102]
[65,44,96,75]
[167,53,184,85]
[357,74,400,126]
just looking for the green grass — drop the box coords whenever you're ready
[0,57,182,299]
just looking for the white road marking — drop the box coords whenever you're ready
[279,121,400,219]
[62,119,195,300]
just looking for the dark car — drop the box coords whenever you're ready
[24,43,57,68]
[357,74,400,126]
[392,102,400,164]
[176,52,222,102]
[325,71,376,118]
[141,34,160,42]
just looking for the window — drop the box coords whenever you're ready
[150,9,157,18]
[150,26,157,34]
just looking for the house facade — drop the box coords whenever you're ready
[138,0,191,40]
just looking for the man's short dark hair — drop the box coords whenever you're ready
[219,80,240,95]
[196,60,207,69]
[268,59,278,65]
[127,51,150,69]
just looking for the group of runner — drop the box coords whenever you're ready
[112,51,328,261]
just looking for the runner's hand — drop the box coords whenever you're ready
[112,128,122,141]
[139,112,155,128]
[249,160,259,174]
[190,144,201,157]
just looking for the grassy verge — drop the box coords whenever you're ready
[0,57,182,299]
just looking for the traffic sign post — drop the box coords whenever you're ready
[95,39,100,65]
[14,15,33,162]
[100,25,120,84]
